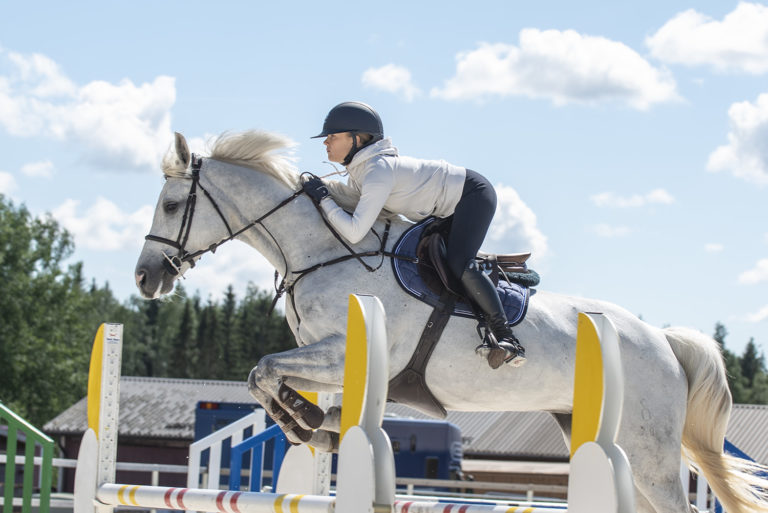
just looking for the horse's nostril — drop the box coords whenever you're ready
[135,270,147,287]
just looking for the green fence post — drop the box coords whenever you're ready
[3,423,17,513]
[0,403,54,513]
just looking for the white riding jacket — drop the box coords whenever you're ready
[320,138,466,244]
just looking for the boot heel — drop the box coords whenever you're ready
[487,347,508,369]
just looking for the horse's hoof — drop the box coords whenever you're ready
[309,430,340,453]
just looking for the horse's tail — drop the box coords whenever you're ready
[664,326,768,513]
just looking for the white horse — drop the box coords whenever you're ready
[135,131,768,513]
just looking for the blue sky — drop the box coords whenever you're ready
[1,1,766,355]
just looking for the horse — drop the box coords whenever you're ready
[134,130,768,513]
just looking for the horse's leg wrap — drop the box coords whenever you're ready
[277,383,325,429]
[267,400,313,444]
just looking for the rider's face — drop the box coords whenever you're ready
[324,132,354,164]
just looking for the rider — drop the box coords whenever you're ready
[303,101,525,368]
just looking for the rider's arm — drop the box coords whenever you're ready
[320,161,393,244]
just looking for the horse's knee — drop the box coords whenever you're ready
[247,367,262,399]
[248,356,279,392]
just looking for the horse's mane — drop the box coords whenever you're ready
[209,130,300,189]
[162,130,389,217]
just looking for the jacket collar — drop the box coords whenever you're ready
[347,137,398,169]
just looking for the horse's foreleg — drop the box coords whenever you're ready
[247,337,346,443]
[246,380,313,445]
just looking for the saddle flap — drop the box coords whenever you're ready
[417,232,464,297]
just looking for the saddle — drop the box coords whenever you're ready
[415,220,533,298]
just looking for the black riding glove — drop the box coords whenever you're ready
[302,177,330,203]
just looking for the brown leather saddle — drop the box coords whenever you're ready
[416,228,531,298]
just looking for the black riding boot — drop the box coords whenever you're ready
[460,261,526,369]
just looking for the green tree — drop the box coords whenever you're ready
[0,197,97,424]
[713,322,728,351]
[169,300,196,377]
[712,322,748,403]
[195,298,219,378]
[219,286,238,378]
[740,338,764,388]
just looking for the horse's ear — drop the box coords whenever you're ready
[174,132,191,169]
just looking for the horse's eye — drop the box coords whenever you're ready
[164,201,179,213]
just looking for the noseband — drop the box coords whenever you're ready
[144,155,303,276]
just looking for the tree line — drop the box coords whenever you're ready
[0,195,294,427]
[0,194,766,427]
[714,323,768,404]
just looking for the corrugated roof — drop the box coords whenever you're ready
[43,377,768,465]
[44,377,253,439]
[726,404,768,464]
[385,405,568,460]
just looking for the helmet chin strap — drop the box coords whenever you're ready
[342,133,359,166]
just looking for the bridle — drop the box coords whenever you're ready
[144,155,303,277]
[144,155,403,317]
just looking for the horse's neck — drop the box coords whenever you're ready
[208,161,343,275]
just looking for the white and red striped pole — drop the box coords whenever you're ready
[97,484,336,513]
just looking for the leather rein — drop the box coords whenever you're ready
[144,155,398,316]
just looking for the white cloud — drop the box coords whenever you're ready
[707,93,768,185]
[739,258,768,284]
[21,160,54,178]
[0,47,175,171]
[745,305,768,322]
[646,3,768,74]
[52,197,154,251]
[430,29,678,109]
[590,188,675,207]
[704,243,724,253]
[0,171,17,194]
[6,51,77,97]
[592,224,631,238]
[485,184,548,259]
[362,64,421,101]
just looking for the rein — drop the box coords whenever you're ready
[145,157,406,318]
[145,155,304,276]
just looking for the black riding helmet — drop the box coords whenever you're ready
[312,101,384,165]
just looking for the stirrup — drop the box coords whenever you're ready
[497,329,526,368]
[475,332,526,369]
[500,340,526,367]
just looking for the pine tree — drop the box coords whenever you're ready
[740,338,764,388]
[712,322,748,403]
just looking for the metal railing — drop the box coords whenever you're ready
[187,410,266,490]
[0,402,53,513]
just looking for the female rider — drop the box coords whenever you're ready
[302,101,525,369]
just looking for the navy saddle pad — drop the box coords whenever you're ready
[391,218,531,325]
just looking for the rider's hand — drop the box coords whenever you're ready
[302,177,330,203]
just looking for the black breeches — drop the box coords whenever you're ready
[445,169,497,278]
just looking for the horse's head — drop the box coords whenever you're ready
[135,133,232,298]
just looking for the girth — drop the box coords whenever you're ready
[387,291,456,418]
